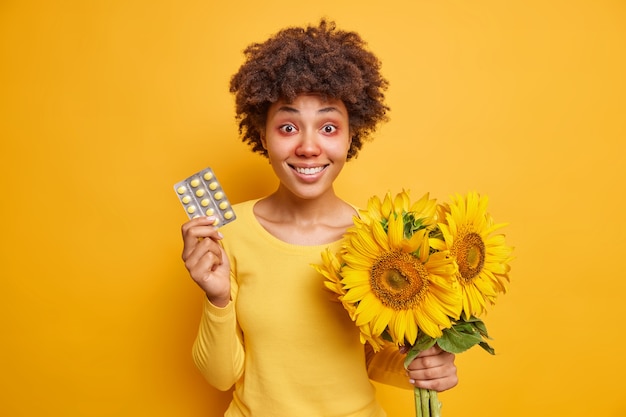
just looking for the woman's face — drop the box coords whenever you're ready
[262,94,351,201]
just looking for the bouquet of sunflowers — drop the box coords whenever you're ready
[312,191,513,417]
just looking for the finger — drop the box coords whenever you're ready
[184,236,224,272]
[181,216,221,238]
[181,217,222,260]
[407,349,455,371]
[189,247,224,280]
[406,350,458,391]
[410,372,458,392]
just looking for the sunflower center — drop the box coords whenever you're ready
[370,251,429,310]
[385,269,408,291]
[455,232,486,282]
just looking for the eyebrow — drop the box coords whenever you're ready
[275,105,344,115]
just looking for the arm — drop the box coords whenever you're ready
[365,342,412,389]
[192,296,245,391]
[182,216,245,390]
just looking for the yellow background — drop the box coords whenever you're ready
[1,1,625,416]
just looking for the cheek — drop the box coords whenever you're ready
[337,139,352,158]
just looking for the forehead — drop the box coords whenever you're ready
[269,94,347,114]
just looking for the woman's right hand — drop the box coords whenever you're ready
[181,216,231,307]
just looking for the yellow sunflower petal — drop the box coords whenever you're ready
[417,229,430,261]
[364,196,383,224]
[342,281,374,303]
[347,228,382,260]
[387,213,404,249]
[354,293,384,326]
[410,193,438,226]
[400,309,419,345]
[371,305,394,336]
[342,251,375,270]
[372,220,390,252]
[381,192,394,218]
[312,190,498,349]
[416,308,443,338]
[439,192,513,318]
[394,190,411,213]
[341,268,371,289]
[389,311,407,344]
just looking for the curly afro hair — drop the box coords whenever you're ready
[229,19,389,160]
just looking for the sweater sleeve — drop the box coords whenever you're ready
[191,267,245,391]
[365,343,413,390]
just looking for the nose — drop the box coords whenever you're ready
[295,130,321,157]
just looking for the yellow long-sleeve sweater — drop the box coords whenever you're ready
[192,200,412,417]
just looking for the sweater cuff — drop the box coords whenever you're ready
[203,297,234,320]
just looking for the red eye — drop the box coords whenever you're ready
[279,124,296,134]
[322,125,337,134]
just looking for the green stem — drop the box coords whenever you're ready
[414,387,423,417]
[429,389,442,417]
[420,388,430,416]
[415,388,443,417]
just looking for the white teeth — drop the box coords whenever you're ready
[295,166,324,175]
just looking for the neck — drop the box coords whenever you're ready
[265,185,343,223]
[253,185,357,245]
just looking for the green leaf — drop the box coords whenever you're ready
[403,316,496,370]
[402,212,429,239]
[479,341,496,355]
[414,333,437,352]
[461,316,491,338]
[437,323,484,354]
[404,333,436,368]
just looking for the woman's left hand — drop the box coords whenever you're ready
[404,345,458,392]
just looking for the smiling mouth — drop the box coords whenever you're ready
[291,165,327,175]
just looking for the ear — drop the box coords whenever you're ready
[260,133,267,150]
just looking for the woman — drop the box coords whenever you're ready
[181,20,458,417]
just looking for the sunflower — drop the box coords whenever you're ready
[432,192,513,320]
[313,248,387,350]
[336,191,461,348]
[359,190,439,234]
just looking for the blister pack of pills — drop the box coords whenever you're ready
[173,167,236,227]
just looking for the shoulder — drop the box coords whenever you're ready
[220,199,258,231]
[228,199,260,220]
